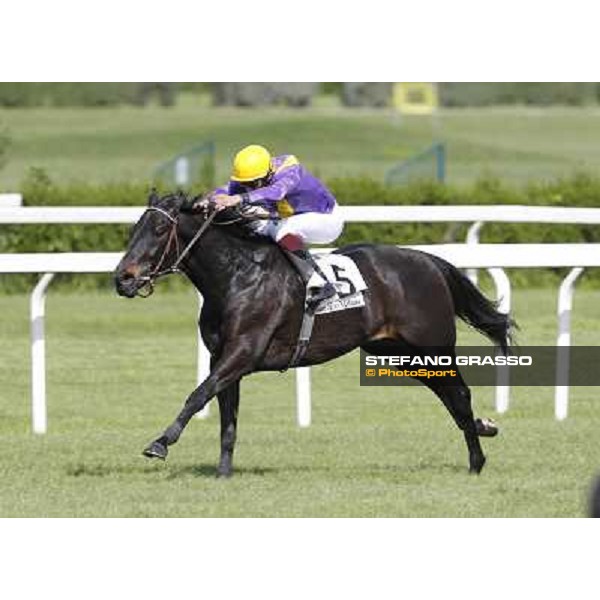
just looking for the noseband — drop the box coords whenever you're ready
[136,205,218,297]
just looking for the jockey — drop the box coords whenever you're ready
[207,144,344,308]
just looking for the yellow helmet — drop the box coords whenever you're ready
[230,144,272,182]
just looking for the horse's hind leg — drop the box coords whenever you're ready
[216,380,240,478]
[362,341,486,473]
[424,372,486,474]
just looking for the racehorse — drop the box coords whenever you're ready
[115,191,512,477]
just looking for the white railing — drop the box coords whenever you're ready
[0,193,22,208]
[3,204,600,225]
[1,244,598,434]
[2,204,600,433]
[3,202,599,284]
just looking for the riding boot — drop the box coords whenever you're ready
[283,248,337,309]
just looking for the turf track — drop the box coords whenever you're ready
[0,286,598,517]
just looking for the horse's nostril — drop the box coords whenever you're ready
[115,271,138,297]
[118,263,141,282]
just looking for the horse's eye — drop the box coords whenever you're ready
[156,224,170,236]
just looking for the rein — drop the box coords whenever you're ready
[136,205,218,297]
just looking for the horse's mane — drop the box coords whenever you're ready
[212,210,280,254]
[163,191,277,248]
[213,207,273,241]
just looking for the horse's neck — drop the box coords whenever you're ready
[180,224,275,303]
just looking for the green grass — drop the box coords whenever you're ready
[0,285,599,517]
[2,94,600,188]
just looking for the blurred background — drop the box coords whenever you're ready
[2,81,600,291]
[1,82,600,189]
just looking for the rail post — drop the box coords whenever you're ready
[196,291,211,419]
[487,268,511,413]
[555,267,584,421]
[466,221,484,285]
[296,367,311,427]
[30,273,54,434]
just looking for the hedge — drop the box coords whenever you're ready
[438,83,598,107]
[2,83,600,109]
[2,172,600,292]
[0,83,138,108]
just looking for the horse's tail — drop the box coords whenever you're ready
[429,254,514,354]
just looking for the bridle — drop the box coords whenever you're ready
[136,204,218,297]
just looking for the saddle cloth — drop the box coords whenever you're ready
[307,253,368,315]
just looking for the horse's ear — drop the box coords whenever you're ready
[148,188,159,206]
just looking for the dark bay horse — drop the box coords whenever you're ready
[115,191,512,476]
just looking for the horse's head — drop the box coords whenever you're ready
[115,190,271,297]
[115,190,197,298]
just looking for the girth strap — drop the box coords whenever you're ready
[284,302,317,371]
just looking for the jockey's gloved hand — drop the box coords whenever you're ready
[238,204,271,220]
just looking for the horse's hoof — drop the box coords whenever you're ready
[216,465,233,479]
[142,441,168,460]
[469,455,486,475]
[475,417,498,437]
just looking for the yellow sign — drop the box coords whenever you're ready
[393,83,438,115]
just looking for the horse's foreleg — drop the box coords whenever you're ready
[143,349,250,461]
[216,380,240,478]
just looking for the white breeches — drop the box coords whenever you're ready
[253,205,344,245]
